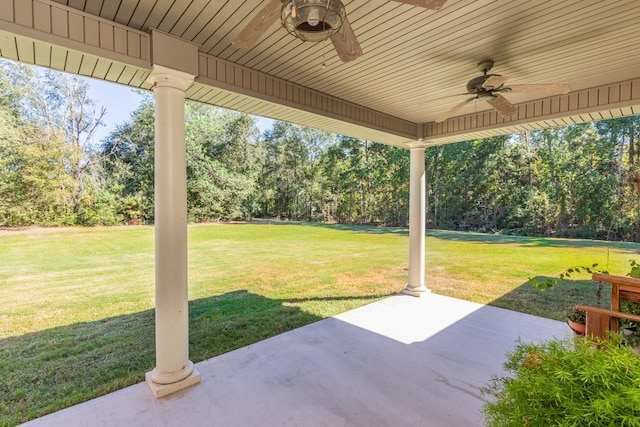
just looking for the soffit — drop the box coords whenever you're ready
[3,0,640,146]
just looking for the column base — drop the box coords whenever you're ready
[146,367,201,398]
[401,285,431,297]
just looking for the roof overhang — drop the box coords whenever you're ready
[1,0,639,148]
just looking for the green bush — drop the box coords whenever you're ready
[483,336,640,426]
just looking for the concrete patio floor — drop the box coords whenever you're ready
[21,293,570,427]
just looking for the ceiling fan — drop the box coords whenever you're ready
[233,0,448,63]
[435,60,571,123]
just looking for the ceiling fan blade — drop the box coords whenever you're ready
[331,17,362,63]
[233,0,282,49]
[393,0,447,10]
[435,97,475,123]
[506,84,571,94]
[486,94,518,117]
[483,75,509,89]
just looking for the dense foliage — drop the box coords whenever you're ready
[483,336,640,426]
[426,126,640,240]
[1,61,639,240]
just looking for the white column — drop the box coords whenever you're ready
[402,142,429,297]
[145,65,201,398]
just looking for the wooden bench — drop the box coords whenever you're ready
[575,273,640,339]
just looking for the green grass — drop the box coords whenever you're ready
[0,223,638,425]
[424,229,638,318]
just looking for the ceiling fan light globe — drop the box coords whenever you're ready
[282,0,346,42]
[308,7,320,26]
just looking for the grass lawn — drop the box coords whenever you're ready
[0,223,638,425]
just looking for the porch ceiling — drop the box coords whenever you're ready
[1,0,639,147]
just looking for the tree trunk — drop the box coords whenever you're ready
[524,131,533,187]
[360,181,366,223]
[629,131,635,165]
[431,146,442,227]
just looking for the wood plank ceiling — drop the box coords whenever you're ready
[2,0,640,147]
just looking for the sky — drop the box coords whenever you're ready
[84,77,275,144]
[84,78,145,143]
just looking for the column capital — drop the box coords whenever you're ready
[147,65,195,92]
[407,140,426,150]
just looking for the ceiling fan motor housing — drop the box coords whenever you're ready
[282,0,346,42]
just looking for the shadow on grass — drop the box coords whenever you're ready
[1,290,390,426]
[246,220,409,236]
[303,222,408,235]
[428,229,640,252]
[485,276,612,321]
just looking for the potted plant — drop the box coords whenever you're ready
[565,305,586,335]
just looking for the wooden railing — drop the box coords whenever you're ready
[577,274,640,339]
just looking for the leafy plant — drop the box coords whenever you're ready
[528,263,607,291]
[564,306,586,323]
[621,300,640,347]
[483,336,640,426]
[621,258,640,345]
[630,259,640,279]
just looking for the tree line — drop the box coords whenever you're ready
[427,123,640,240]
[1,61,639,241]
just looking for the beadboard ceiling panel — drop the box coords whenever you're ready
[3,0,640,146]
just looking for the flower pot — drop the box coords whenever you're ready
[567,319,585,335]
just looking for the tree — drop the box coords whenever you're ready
[0,105,77,226]
[366,143,409,225]
[594,117,640,240]
[0,60,112,225]
[425,136,511,231]
[185,103,262,221]
[18,67,106,216]
[102,99,262,223]
[2,60,638,239]
[100,96,155,223]
[258,122,333,220]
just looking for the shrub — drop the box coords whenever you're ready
[483,336,640,426]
